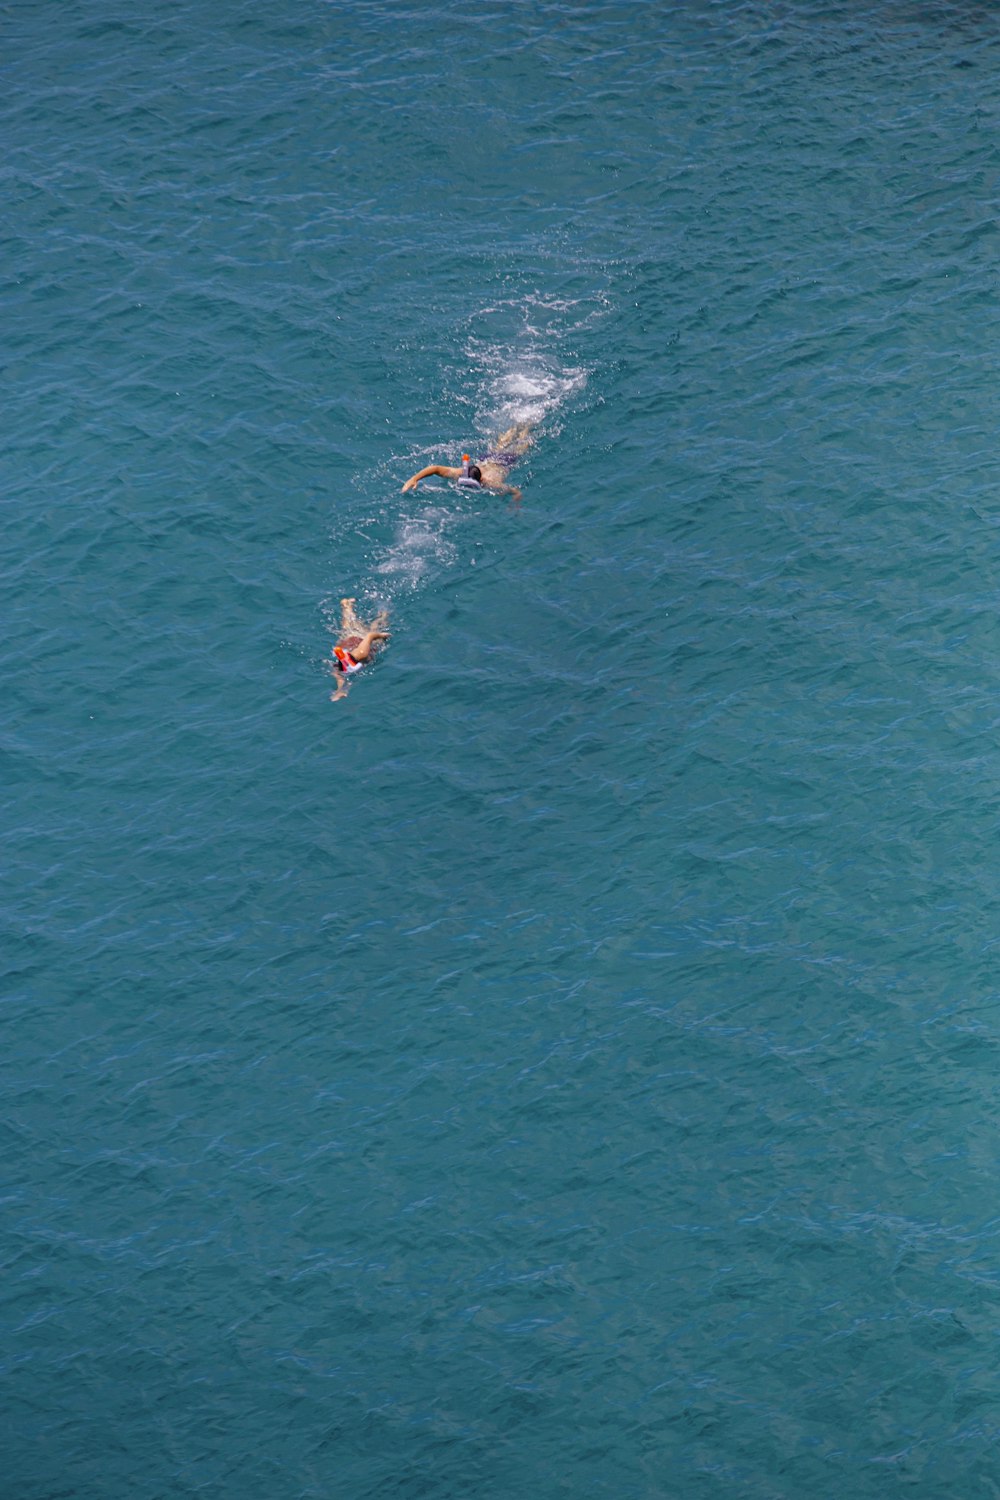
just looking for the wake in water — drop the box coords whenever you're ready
[375,505,461,589]
[468,349,588,438]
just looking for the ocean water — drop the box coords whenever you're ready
[5,1,1000,1494]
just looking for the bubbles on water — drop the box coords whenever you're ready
[457,291,596,437]
[482,357,588,432]
[375,504,460,590]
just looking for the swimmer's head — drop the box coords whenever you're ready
[457,453,483,490]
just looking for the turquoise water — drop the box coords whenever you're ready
[6,1,1000,1494]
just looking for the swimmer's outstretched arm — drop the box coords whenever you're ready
[401,465,461,492]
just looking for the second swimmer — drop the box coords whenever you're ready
[331,598,390,702]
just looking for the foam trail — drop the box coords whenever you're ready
[375,504,460,591]
[462,292,593,438]
[482,355,588,433]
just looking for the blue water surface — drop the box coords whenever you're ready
[5,2,1000,1495]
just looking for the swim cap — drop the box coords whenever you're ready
[457,454,483,490]
[333,646,362,674]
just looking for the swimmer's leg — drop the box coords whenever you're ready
[351,629,390,664]
[340,597,364,634]
[493,422,535,454]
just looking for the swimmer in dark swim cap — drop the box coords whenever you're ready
[401,422,534,501]
[330,598,390,701]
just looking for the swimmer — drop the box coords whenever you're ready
[401,422,535,501]
[330,598,390,701]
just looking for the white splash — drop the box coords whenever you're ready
[374,505,460,591]
[483,356,588,432]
